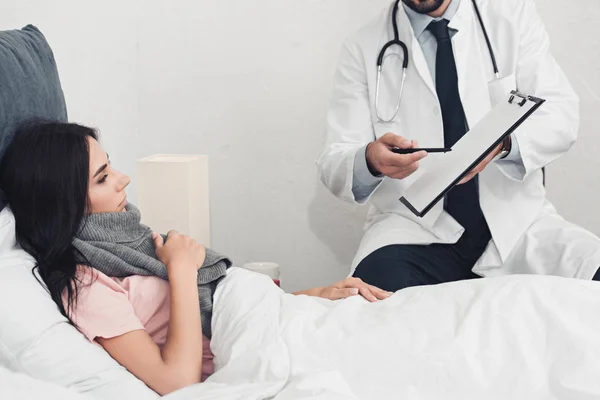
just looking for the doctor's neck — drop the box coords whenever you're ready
[402,0,452,17]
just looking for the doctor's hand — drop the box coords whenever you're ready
[317,277,392,302]
[458,142,503,184]
[366,133,427,179]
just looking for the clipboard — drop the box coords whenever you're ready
[399,90,545,218]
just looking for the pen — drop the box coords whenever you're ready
[392,147,452,154]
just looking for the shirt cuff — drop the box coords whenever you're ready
[495,134,526,178]
[352,145,383,202]
[502,134,521,162]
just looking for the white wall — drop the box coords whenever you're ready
[1,0,599,291]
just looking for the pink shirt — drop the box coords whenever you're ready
[67,267,214,382]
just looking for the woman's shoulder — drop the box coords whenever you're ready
[69,266,145,342]
[76,265,127,294]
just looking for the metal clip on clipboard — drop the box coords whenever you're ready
[507,90,548,186]
[509,90,544,107]
[399,90,546,218]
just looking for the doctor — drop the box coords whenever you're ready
[317,0,600,291]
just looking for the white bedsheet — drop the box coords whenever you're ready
[166,268,600,400]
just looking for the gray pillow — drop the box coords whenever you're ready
[0,25,67,209]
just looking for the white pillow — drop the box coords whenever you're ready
[0,207,159,399]
[0,206,18,255]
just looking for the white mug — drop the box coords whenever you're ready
[242,262,280,287]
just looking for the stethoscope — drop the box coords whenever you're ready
[375,0,499,123]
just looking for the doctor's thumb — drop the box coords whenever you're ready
[380,132,411,148]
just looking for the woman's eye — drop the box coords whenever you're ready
[98,174,108,184]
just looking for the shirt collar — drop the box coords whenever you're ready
[402,0,462,39]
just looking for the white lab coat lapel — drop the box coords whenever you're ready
[377,5,436,114]
[449,0,492,130]
[395,15,436,97]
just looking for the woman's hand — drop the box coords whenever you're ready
[296,277,392,302]
[153,230,206,271]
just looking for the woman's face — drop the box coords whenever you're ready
[87,137,131,214]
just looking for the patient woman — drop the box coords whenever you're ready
[0,122,390,395]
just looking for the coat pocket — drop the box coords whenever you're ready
[487,74,517,106]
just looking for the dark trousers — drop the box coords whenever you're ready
[353,222,491,292]
[354,222,600,292]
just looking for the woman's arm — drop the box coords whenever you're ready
[293,277,391,302]
[97,231,204,395]
[160,264,203,386]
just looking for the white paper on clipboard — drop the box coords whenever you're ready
[400,91,545,217]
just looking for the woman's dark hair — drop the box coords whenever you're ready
[0,121,98,319]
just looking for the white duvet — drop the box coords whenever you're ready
[166,268,600,400]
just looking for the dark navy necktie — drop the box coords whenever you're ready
[427,19,484,231]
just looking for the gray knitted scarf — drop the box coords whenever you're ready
[72,203,230,339]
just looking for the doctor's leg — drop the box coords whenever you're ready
[353,223,491,292]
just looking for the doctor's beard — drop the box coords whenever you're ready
[401,0,445,14]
